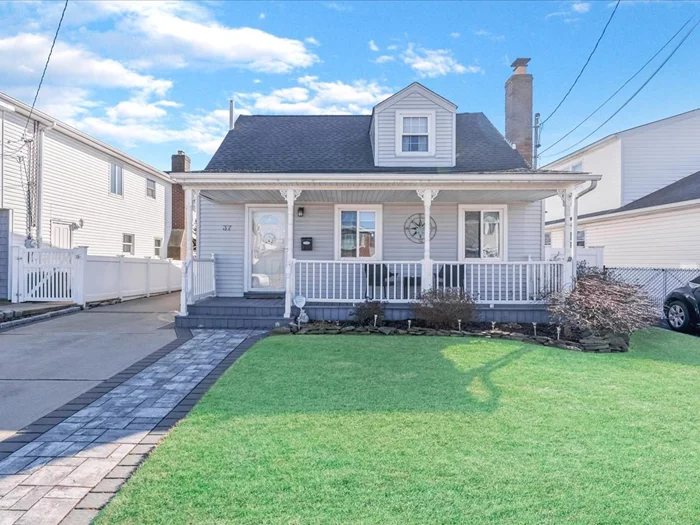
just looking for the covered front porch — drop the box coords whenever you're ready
[174,171,599,325]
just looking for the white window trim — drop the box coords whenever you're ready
[333,204,383,261]
[109,163,124,198]
[146,178,156,199]
[395,110,436,157]
[457,204,508,262]
[122,233,135,255]
[154,237,163,258]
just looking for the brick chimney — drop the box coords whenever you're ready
[168,151,190,260]
[505,58,533,167]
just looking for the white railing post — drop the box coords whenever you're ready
[417,189,439,292]
[166,258,172,294]
[180,260,189,315]
[145,256,151,298]
[281,189,301,318]
[11,246,22,303]
[210,253,216,297]
[73,246,87,307]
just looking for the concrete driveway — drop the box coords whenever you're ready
[0,293,180,441]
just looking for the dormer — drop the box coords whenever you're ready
[369,83,457,168]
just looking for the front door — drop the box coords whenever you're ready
[248,207,287,292]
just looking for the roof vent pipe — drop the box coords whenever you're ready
[229,100,235,130]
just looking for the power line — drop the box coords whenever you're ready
[540,0,621,126]
[20,0,69,139]
[542,18,700,160]
[538,17,693,157]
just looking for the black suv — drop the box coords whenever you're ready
[664,275,700,332]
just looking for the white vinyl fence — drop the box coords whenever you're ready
[183,256,216,305]
[545,246,605,268]
[11,246,182,305]
[604,266,700,314]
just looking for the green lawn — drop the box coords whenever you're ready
[97,329,700,525]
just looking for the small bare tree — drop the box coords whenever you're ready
[413,288,477,330]
[548,267,656,335]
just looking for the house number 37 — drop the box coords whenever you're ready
[222,225,232,231]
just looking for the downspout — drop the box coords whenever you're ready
[572,180,598,276]
[1,109,4,209]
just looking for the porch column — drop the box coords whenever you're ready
[281,189,302,318]
[180,187,194,316]
[559,188,574,290]
[417,189,439,292]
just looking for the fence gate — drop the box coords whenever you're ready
[604,266,700,314]
[11,247,85,304]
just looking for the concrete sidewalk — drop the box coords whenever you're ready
[0,294,180,442]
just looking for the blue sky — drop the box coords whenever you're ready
[1,0,698,171]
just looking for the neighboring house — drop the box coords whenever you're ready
[544,108,700,267]
[172,58,600,328]
[547,170,700,268]
[0,92,176,300]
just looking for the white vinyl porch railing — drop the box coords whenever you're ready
[184,255,216,305]
[432,261,565,303]
[292,259,565,304]
[294,260,423,303]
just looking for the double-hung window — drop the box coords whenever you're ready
[336,205,382,260]
[146,179,156,199]
[458,205,507,261]
[396,111,434,156]
[122,234,135,255]
[110,164,123,195]
[154,238,162,257]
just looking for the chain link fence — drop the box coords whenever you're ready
[604,266,700,315]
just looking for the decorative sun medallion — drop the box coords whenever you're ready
[262,232,277,245]
[404,213,437,243]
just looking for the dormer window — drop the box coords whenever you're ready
[395,111,435,156]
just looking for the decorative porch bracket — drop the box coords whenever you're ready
[281,189,302,318]
[557,188,575,290]
[416,190,439,292]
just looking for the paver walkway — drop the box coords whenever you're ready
[0,329,264,525]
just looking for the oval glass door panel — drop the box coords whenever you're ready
[250,209,287,291]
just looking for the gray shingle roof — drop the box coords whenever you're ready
[546,169,700,225]
[202,113,529,173]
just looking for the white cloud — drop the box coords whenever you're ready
[572,2,591,13]
[474,29,505,42]
[450,32,461,38]
[85,1,318,73]
[234,76,393,115]
[401,44,481,78]
[368,40,379,52]
[374,55,395,64]
[323,2,354,12]
[253,79,262,84]
[305,37,320,46]
[259,12,266,19]
[387,44,398,51]
[0,33,172,96]
[547,1,592,20]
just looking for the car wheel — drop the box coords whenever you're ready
[667,300,690,332]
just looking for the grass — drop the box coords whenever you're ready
[97,329,700,524]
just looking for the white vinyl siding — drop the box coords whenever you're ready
[546,205,700,268]
[621,111,700,205]
[1,110,30,247]
[198,198,245,297]
[39,129,168,257]
[375,91,454,168]
[545,138,622,222]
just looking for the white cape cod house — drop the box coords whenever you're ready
[173,60,600,328]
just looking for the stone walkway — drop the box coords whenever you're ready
[0,329,265,525]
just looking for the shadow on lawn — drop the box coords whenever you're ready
[204,337,534,416]
[624,328,700,367]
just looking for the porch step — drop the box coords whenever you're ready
[243,292,284,299]
[188,304,285,317]
[175,315,288,329]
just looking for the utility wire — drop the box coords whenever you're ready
[540,0,621,126]
[20,0,69,139]
[538,17,693,157]
[542,18,700,159]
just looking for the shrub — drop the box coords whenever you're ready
[548,267,656,335]
[412,288,477,330]
[350,300,386,326]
